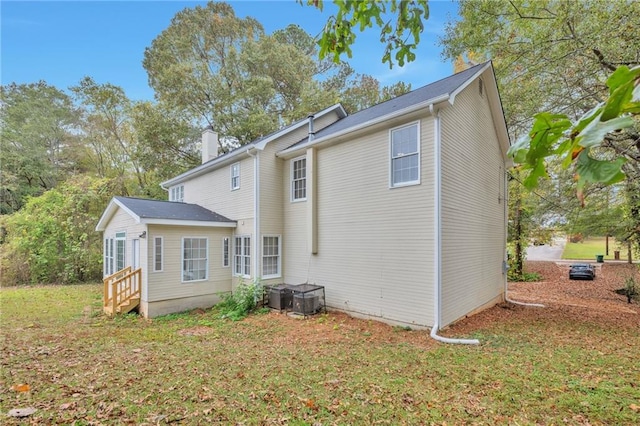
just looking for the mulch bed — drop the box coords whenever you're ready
[236,261,640,343]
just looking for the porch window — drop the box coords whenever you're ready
[291,157,306,201]
[104,238,114,276]
[222,237,230,267]
[390,122,420,187]
[234,236,250,277]
[262,235,281,278]
[115,232,126,272]
[230,163,240,190]
[153,237,163,272]
[182,237,208,282]
[169,185,184,202]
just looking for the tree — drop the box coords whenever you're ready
[441,1,640,255]
[302,0,430,68]
[340,74,411,113]
[0,176,119,285]
[0,82,79,214]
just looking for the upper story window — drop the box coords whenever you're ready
[169,185,184,202]
[230,163,240,190]
[291,156,307,201]
[390,123,420,187]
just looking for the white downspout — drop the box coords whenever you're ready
[429,104,480,345]
[246,147,260,282]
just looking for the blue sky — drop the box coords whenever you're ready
[1,0,459,101]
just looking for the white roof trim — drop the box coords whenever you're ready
[95,198,237,232]
[161,103,347,188]
[277,94,450,158]
[95,198,138,231]
[141,219,236,228]
[447,62,492,105]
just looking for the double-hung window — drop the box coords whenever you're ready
[230,163,240,190]
[262,236,281,278]
[169,185,184,202]
[291,157,307,201]
[234,236,251,277]
[182,237,208,282]
[390,123,420,187]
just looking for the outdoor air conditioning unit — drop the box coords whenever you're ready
[293,294,319,315]
[267,285,292,311]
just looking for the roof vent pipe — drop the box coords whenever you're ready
[308,114,315,142]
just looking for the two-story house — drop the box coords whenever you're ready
[96,61,511,333]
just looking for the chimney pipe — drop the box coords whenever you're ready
[201,127,219,164]
[307,114,315,142]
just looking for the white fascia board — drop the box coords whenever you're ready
[95,198,141,231]
[141,219,237,228]
[161,104,347,188]
[447,62,492,105]
[276,94,450,159]
[161,150,251,188]
[254,103,347,151]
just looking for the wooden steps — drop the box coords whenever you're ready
[103,267,142,317]
[104,297,140,316]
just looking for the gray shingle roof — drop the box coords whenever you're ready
[288,62,488,148]
[115,197,234,223]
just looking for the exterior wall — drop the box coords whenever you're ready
[143,224,234,317]
[283,115,436,327]
[101,208,148,300]
[439,75,506,327]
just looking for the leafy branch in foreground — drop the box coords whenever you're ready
[301,0,429,68]
[508,65,640,205]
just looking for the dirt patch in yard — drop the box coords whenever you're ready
[239,261,639,343]
[447,261,640,336]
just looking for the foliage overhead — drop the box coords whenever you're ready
[302,0,429,68]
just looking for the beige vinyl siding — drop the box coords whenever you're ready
[146,225,233,302]
[283,117,436,327]
[183,156,254,221]
[439,75,506,327]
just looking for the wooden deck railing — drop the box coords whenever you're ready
[103,266,141,315]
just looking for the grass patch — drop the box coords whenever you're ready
[562,237,624,260]
[1,284,639,424]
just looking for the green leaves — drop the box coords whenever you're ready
[508,65,640,199]
[307,0,429,68]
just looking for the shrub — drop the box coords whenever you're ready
[217,279,263,321]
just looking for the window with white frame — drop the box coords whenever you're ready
[262,235,281,278]
[153,236,163,272]
[222,237,230,267]
[291,157,307,201]
[230,163,240,190]
[169,185,184,202]
[115,232,126,271]
[390,123,420,187]
[234,236,251,277]
[104,238,114,276]
[182,237,208,282]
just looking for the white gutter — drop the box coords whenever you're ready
[277,94,451,158]
[430,104,480,345]
[246,147,260,281]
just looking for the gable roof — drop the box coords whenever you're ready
[95,197,236,231]
[161,103,347,188]
[278,61,509,157]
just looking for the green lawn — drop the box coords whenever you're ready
[562,236,626,260]
[1,284,639,424]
